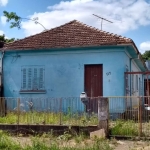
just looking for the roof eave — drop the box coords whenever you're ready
[117,43,147,71]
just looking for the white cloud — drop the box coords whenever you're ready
[0,30,4,35]
[140,41,150,54]
[0,0,8,6]
[21,0,150,37]
[1,16,7,25]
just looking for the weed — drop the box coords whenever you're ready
[57,131,72,141]
[1,111,98,126]
[0,130,114,150]
[74,131,87,143]
[111,120,138,136]
[0,130,21,150]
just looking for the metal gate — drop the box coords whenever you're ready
[109,96,150,138]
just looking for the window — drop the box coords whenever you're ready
[125,66,129,95]
[20,66,45,93]
[132,74,134,94]
[136,75,138,91]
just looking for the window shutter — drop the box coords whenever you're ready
[136,75,138,91]
[125,66,129,95]
[22,68,27,89]
[28,68,32,90]
[33,68,38,90]
[21,66,45,91]
[39,67,44,89]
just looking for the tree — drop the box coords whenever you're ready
[0,34,15,43]
[142,50,150,61]
[3,11,47,30]
[3,11,21,29]
[0,11,18,44]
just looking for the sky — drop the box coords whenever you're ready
[0,0,150,54]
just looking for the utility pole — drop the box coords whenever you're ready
[93,14,113,30]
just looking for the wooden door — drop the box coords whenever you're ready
[84,65,103,113]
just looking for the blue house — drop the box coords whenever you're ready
[0,20,147,113]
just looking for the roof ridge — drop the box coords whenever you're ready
[74,20,131,41]
[1,19,134,51]
[6,20,131,46]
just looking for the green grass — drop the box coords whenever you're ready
[0,130,113,150]
[0,112,146,137]
[0,111,98,126]
[0,130,21,150]
[110,119,138,136]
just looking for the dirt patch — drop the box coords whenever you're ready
[113,140,150,150]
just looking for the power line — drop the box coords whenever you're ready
[93,14,113,30]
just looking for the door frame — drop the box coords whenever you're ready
[84,64,103,97]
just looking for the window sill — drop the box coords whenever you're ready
[19,90,46,94]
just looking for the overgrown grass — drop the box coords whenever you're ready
[110,119,138,136]
[1,112,146,137]
[0,130,21,150]
[0,130,113,150]
[0,111,98,126]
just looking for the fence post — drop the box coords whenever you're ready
[0,98,2,117]
[98,97,109,137]
[0,97,5,117]
[138,97,142,137]
[2,98,5,117]
[17,98,20,125]
[59,98,62,125]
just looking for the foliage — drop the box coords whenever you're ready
[142,50,150,61]
[0,111,98,126]
[0,130,21,150]
[91,138,113,150]
[3,11,46,30]
[0,130,114,150]
[111,119,138,136]
[0,34,15,43]
[3,11,21,29]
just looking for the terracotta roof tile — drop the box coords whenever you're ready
[1,20,133,51]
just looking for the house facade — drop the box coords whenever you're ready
[0,20,147,112]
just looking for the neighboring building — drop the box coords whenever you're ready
[144,60,150,102]
[145,60,150,70]
[0,20,147,112]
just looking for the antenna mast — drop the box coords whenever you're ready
[93,14,113,30]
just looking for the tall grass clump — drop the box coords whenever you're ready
[111,119,138,136]
[0,111,98,126]
[0,130,114,150]
[0,130,21,150]
[24,137,113,150]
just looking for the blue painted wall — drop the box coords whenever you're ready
[1,46,145,113]
[124,50,144,108]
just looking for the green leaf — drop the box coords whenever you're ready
[3,11,21,29]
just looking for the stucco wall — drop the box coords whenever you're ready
[1,47,134,112]
[124,51,144,107]
[2,48,126,97]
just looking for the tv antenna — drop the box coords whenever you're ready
[93,14,113,30]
